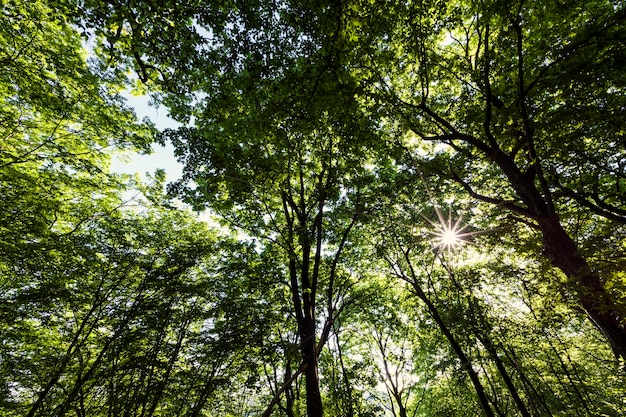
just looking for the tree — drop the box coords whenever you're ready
[0,2,248,415]
[78,0,626,360]
[1,180,285,417]
[337,0,626,359]
[161,66,384,416]
[76,3,394,415]
[363,299,429,417]
[21,0,625,415]
[0,0,153,256]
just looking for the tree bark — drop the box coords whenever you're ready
[419,99,626,359]
[537,215,626,360]
[302,293,324,417]
[287,248,324,417]
[489,147,626,360]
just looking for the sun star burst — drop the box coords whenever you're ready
[424,207,471,252]
[434,223,465,250]
[439,227,461,246]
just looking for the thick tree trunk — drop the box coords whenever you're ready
[490,148,626,360]
[288,250,324,417]
[538,215,626,360]
[303,340,324,417]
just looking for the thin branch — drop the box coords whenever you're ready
[450,173,534,218]
[482,21,498,148]
[554,186,626,224]
[506,215,541,231]
[258,359,306,417]
[511,9,554,214]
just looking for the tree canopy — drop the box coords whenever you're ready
[2,0,625,416]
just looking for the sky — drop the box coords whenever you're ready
[113,92,230,231]
[111,92,184,181]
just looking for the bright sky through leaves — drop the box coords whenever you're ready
[111,92,183,180]
[428,207,470,251]
[4,1,625,415]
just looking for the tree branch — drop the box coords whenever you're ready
[511,11,555,215]
[450,173,534,218]
[482,20,498,148]
[554,186,626,224]
[261,363,307,417]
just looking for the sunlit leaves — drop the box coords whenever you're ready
[3,0,626,416]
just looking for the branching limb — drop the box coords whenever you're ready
[261,363,307,417]
[398,98,494,155]
[505,215,541,231]
[450,173,534,218]
[510,9,555,214]
[554,186,626,224]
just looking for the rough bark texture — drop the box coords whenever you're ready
[538,215,626,360]
[493,147,626,360]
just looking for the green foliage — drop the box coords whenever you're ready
[3,0,626,416]
[0,0,154,260]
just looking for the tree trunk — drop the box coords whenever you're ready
[503,347,554,417]
[537,215,626,360]
[491,148,626,360]
[336,333,355,417]
[409,280,496,417]
[301,297,324,417]
[284,360,296,417]
[477,335,532,417]
[288,249,324,417]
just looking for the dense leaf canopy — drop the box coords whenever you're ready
[2,0,625,416]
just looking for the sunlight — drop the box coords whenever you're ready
[433,219,465,251]
[424,207,471,252]
[438,226,462,249]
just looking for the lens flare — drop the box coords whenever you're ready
[434,219,466,251]
[424,207,471,252]
[438,227,461,248]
